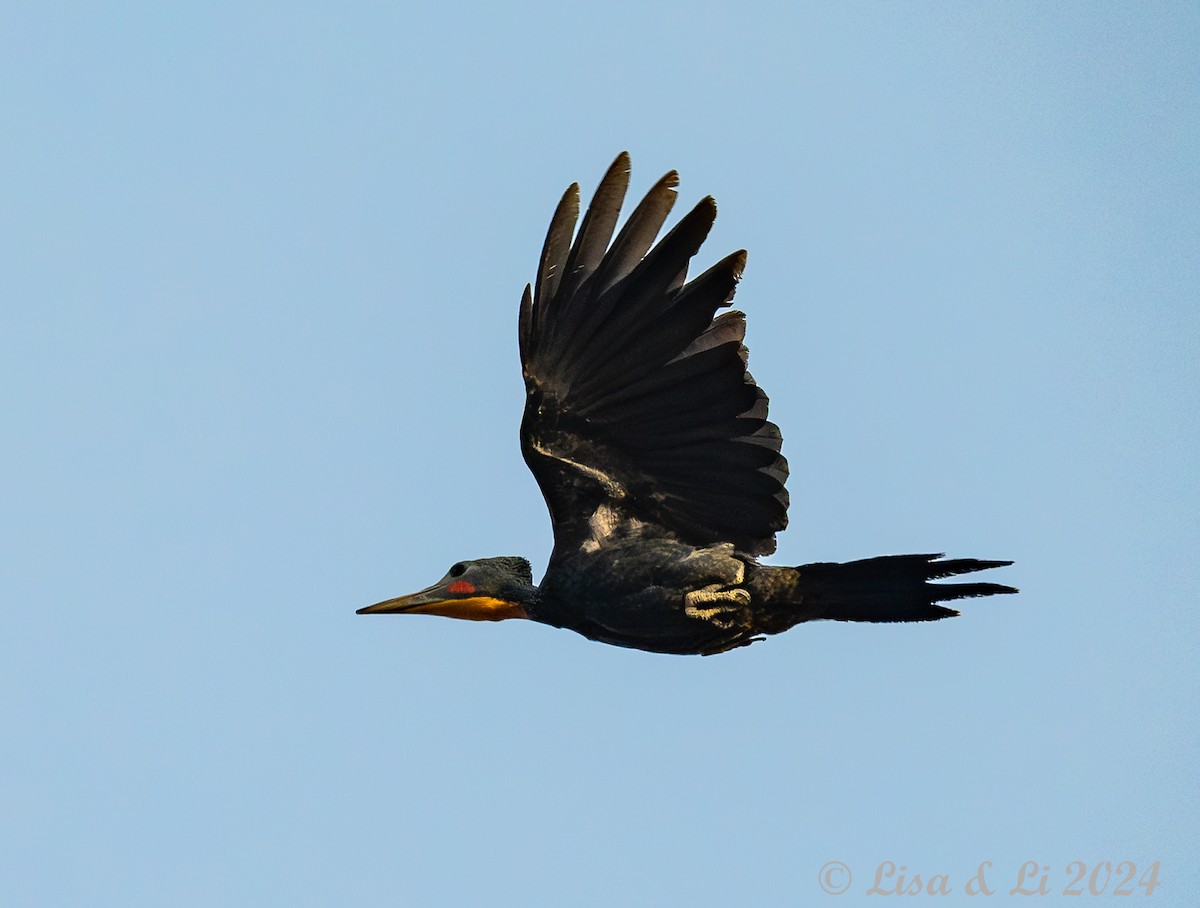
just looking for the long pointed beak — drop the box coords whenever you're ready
[356,583,445,615]
[356,585,528,622]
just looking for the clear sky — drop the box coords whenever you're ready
[2,3,1197,905]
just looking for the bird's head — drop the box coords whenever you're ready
[357,556,534,621]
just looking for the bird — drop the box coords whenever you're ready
[357,153,1016,655]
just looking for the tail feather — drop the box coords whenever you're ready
[798,553,1017,623]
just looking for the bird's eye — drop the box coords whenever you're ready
[448,562,467,578]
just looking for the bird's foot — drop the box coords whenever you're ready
[684,586,751,629]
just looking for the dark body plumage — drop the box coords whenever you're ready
[359,153,1016,654]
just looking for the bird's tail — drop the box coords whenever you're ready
[792,553,1017,623]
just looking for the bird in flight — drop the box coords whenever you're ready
[358,153,1016,654]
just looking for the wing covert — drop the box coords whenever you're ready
[519,153,789,556]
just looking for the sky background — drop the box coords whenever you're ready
[2,3,1197,905]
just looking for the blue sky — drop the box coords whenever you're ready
[2,3,1197,905]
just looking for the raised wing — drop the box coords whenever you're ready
[519,153,789,556]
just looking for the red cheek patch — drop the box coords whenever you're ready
[447,580,476,595]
